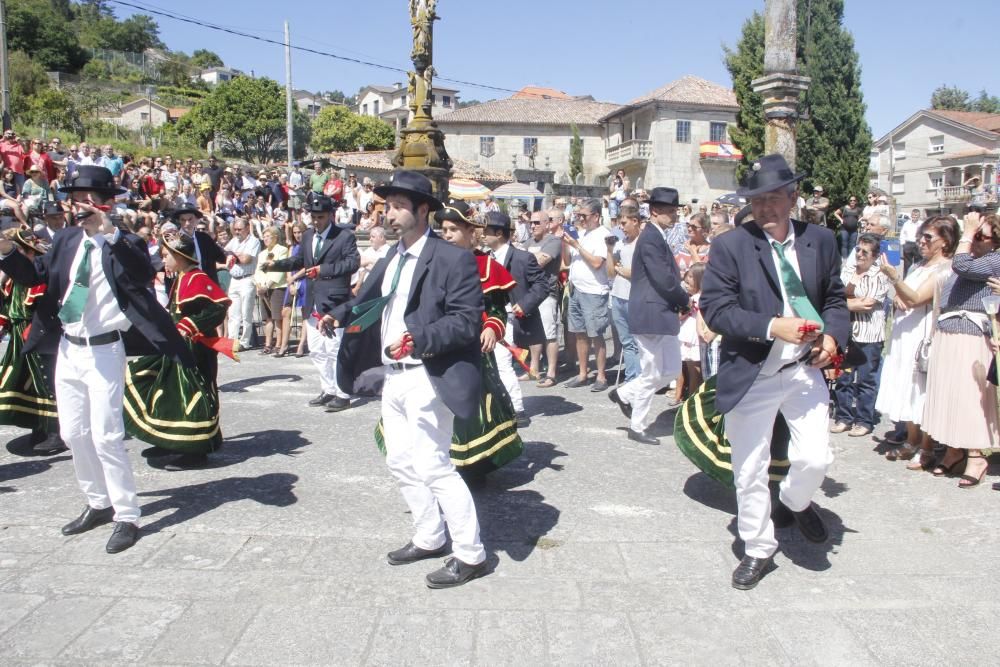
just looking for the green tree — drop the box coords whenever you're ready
[310,105,395,153]
[191,49,224,69]
[177,77,310,162]
[568,123,584,184]
[25,88,84,136]
[157,53,194,87]
[931,85,972,111]
[9,50,51,118]
[7,0,88,71]
[972,90,1000,114]
[724,0,871,208]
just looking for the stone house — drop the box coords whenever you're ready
[600,76,740,202]
[103,98,169,131]
[874,109,1000,215]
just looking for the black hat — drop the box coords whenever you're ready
[645,187,682,207]
[484,211,512,232]
[734,204,754,226]
[58,165,126,196]
[41,200,63,217]
[168,204,204,221]
[434,199,480,227]
[3,227,47,255]
[309,195,335,213]
[374,169,443,212]
[164,232,199,264]
[736,153,805,198]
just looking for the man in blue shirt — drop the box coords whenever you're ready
[98,145,124,177]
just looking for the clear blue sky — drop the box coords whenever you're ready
[114,0,999,139]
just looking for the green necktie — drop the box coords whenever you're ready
[59,239,95,325]
[346,253,409,334]
[313,232,323,259]
[770,240,824,330]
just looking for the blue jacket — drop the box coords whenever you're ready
[627,222,690,335]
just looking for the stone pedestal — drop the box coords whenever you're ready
[751,72,810,170]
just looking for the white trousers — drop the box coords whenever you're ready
[617,333,681,432]
[725,363,833,559]
[56,337,140,524]
[227,277,257,348]
[493,319,523,412]
[381,365,485,565]
[304,317,348,398]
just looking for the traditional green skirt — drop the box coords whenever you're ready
[673,375,790,487]
[123,352,222,453]
[0,321,58,433]
[375,352,524,476]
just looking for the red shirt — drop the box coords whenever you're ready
[26,151,56,183]
[141,175,165,198]
[0,140,25,174]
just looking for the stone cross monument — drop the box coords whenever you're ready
[394,0,453,200]
[751,0,810,168]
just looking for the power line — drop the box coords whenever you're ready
[107,0,530,96]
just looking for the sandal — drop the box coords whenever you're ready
[906,448,936,472]
[887,444,917,461]
[274,348,288,358]
[536,377,556,388]
[932,450,968,477]
[259,347,272,355]
[958,454,988,489]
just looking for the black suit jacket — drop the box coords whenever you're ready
[700,219,849,414]
[194,230,225,285]
[332,232,483,420]
[0,226,194,366]
[270,224,359,316]
[627,223,689,335]
[501,245,549,346]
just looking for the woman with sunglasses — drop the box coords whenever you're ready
[876,217,958,464]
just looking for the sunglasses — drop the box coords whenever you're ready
[974,231,995,243]
[530,220,544,225]
[854,247,873,256]
[919,233,939,243]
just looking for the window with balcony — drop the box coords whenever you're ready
[523,137,538,156]
[929,172,944,190]
[480,136,495,158]
[929,135,944,154]
[676,120,691,143]
[443,95,451,107]
[893,141,906,160]
[892,175,905,194]
[709,122,727,143]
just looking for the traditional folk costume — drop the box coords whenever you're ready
[0,230,60,444]
[124,234,232,462]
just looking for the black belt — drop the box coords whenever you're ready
[64,330,122,346]
[778,351,814,373]
[231,274,252,280]
[386,362,421,371]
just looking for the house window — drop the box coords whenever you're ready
[373,100,379,115]
[431,94,436,104]
[362,103,368,115]
[929,172,944,189]
[523,137,538,156]
[676,120,691,143]
[140,112,149,121]
[892,141,906,160]
[709,122,727,143]
[480,136,495,158]
[443,95,451,107]
[892,175,905,194]
[929,135,944,154]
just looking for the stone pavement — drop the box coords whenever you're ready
[0,351,997,666]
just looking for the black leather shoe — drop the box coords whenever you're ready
[515,412,531,428]
[106,522,139,554]
[791,503,829,543]
[32,432,67,455]
[627,428,659,446]
[771,499,795,529]
[387,541,449,566]
[425,556,489,589]
[609,389,632,418]
[162,453,208,471]
[324,396,352,413]
[732,555,774,590]
[308,392,334,407]
[62,506,114,536]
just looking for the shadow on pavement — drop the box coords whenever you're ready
[218,373,303,393]
[0,455,72,488]
[522,395,583,417]
[138,472,299,533]
[5,432,44,457]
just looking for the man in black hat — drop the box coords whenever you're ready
[329,169,489,589]
[168,204,226,285]
[261,195,359,411]
[482,210,549,427]
[701,154,849,590]
[0,165,194,554]
[609,187,690,445]
[32,200,68,244]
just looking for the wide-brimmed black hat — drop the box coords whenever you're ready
[734,204,754,226]
[484,211,512,232]
[164,232,199,264]
[168,204,204,221]
[58,165,126,196]
[374,169,443,211]
[309,195,335,213]
[645,187,682,207]
[3,227,47,255]
[40,200,64,217]
[434,199,480,227]
[736,153,805,198]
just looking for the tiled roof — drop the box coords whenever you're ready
[436,98,621,126]
[628,75,738,109]
[928,110,1000,135]
[511,86,572,100]
[328,150,513,183]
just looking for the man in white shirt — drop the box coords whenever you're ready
[224,219,262,349]
[900,208,922,272]
[561,198,613,391]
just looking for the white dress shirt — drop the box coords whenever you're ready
[380,228,430,365]
[760,224,811,376]
[225,234,262,278]
[62,232,131,339]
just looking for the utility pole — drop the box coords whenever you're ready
[0,0,11,130]
[284,20,293,168]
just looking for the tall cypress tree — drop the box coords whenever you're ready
[724,0,872,208]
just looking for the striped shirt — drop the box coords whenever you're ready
[938,251,1000,337]
[841,264,889,343]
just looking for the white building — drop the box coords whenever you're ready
[102,98,169,131]
[600,76,740,202]
[293,90,331,118]
[435,97,621,185]
[356,82,460,135]
[874,109,1000,215]
[196,67,242,86]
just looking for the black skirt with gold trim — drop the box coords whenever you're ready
[0,320,58,433]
